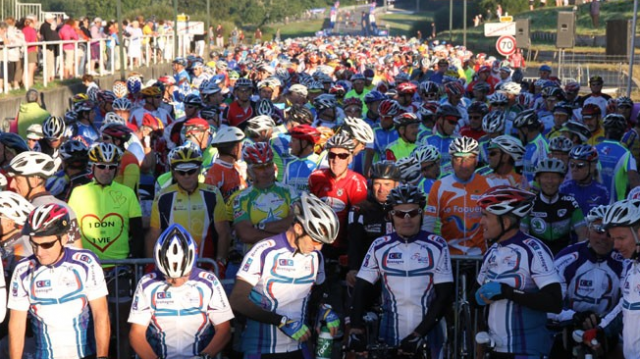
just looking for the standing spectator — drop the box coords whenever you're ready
[509,48,526,69]
[496,4,503,17]
[75,18,90,76]
[16,89,50,138]
[215,24,224,47]
[254,28,262,44]
[21,16,38,88]
[58,18,79,79]
[128,20,143,68]
[231,27,238,46]
[5,17,25,90]
[90,18,106,74]
[0,22,7,92]
[590,0,600,28]
[40,13,60,82]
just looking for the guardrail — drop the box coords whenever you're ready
[0,32,183,95]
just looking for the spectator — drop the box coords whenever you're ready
[590,0,600,28]
[128,20,143,68]
[90,17,106,74]
[40,13,60,82]
[0,22,7,92]
[215,24,224,47]
[22,16,38,88]
[5,17,25,90]
[75,18,90,76]
[58,18,79,79]
[17,89,50,138]
[25,124,43,151]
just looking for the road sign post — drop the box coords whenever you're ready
[496,35,517,56]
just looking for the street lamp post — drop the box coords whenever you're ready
[449,0,453,42]
[174,0,179,58]
[117,0,125,79]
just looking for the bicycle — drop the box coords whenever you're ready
[572,330,600,359]
[450,258,480,359]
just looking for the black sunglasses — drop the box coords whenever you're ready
[95,164,118,171]
[175,168,198,176]
[328,152,350,160]
[390,208,423,219]
[30,238,59,250]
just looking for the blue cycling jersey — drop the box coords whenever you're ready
[522,133,549,184]
[596,139,637,203]
[421,132,455,177]
[559,180,610,216]
[372,125,398,162]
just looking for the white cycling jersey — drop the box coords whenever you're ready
[477,231,561,356]
[128,268,234,359]
[7,248,108,359]
[357,230,453,345]
[236,233,325,355]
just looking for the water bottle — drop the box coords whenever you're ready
[315,325,333,359]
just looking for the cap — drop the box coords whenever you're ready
[94,17,102,23]
[44,13,55,20]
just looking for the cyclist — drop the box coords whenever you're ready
[71,100,100,145]
[183,117,217,172]
[522,158,587,254]
[559,144,610,215]
[547,101,574,140]
[129,224,233,359]
[424,136,492,255]
[421,104,462,176]
[68,142,143,261]
[7,151,82,245]
[459,101,488,140]
[222,78,256,129]
[204,126,247,201]
[560,119,592,146]
[101,123,141,195]
[547,135,574,170]
[7,204,110,359]
[283,124,321,193]
[581,104,605,146]
[312,94,343,129]
[39,115,66,158]
[412,144,441,197]
[346,161,401,286]
[395,82,419,114]
[621,111,640,166]
[129,85,174,129]
[341,116,374,177]
[580,76,611,116]
[229,192,340,359]
[596,113,640,202]
[309,132,368,256]
[371,99,400,163]
[148,144,230,261]
[349,184,453,359]
[362,90,386,128]
[480,135,528,190]
[478,110,507,165]
[0,191,34,264]
[513,109,548,184]
[385,112,421,164]
[346,73,371,114]
[585,199,640,358]
[54,139,93,202]
[550,205,623,358]
[474,185,562,357]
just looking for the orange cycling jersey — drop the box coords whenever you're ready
[423,172,491,255]
[115,150,140,195]
[204,158,247,202]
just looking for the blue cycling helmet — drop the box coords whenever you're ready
[154,223,197,279]
[364,90,387,104]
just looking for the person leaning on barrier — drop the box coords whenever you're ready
[8,203,110,359]
[349,184,453,359]
[129,223,233,359]
[229,192,341,359]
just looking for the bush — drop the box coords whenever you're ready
[431,0,481,38]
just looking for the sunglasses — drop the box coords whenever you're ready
[445,119,459,126]
[102,135,112,141]
[175,168,198,176]
[328,152,350,160]
[236,88,252,93]
[29,238,59,250]
[488,151,501,157]
[590,224,606,234]
[95,164,118,171]
[390,208,423,219]
[469,115,483,120]
[569,162,587,169]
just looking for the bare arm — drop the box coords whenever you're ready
[129,323,158,359]
[8,309,28,359]
[230,279,281,325]
[214,220,231,261]
[234,215,294,245]
[89,296,111,357]
[200,321,232,357]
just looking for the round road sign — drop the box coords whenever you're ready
[496,35,517,56]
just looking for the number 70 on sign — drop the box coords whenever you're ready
[496,35,517,56]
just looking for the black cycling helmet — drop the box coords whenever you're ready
[436,104,462,119]
[386,184,427,209]
[369,160,402,181]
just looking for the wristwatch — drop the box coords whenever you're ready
[279,315,288,328]
[258,222,266,231]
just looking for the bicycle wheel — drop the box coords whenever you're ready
[457,303,474,359]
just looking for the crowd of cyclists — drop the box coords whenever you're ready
[2,33,640,359]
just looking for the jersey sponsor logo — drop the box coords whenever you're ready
[242,258,253,272]
[425,205,436,214]
[388,253,402,259]
[12,282,18,297]
[411,253,430,265]
[444,206,482,214]
[36,280,51,288]
[579,279,593,288]
[199,272,216,282]
[278,259,294,266]
[363,254,371,267]
[157,292,172,299]
[321,197,347,213]
[530,217,547,234]
[132,296,139,310]
[254,192,287,218]
[558,209,567,217]
[530,211,547,218]
[80,212,125,253]
[72,253,93,263]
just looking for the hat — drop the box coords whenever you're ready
[44,13,55,20]
[26,124,43,140]
[589,75,603,84]
[94,17,102,23]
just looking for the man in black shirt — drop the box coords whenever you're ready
[39,13,60,82]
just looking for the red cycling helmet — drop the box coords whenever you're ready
[379,99,401,117]
[478,185,536,219]
[23,203,70,237]
[242,142,274,165]
[397,82,418,96]
[343,97,363,109]
[290,124,321,145]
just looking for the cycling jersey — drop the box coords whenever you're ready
[151,183,227,259]
[581,93,611,116]
[596,139,637,202]
[423,172,492,255]
[621,127,640,166]
[115,150,141,195]
[347,198,394,271]
[419,177,437,199]
[536,109,554,134]
[522,133,549,184]
[478,231,561,356]
[7,248,109,359]
[481,168,529,190]
[128,268,234,359]
[559,180,610,215]
[599,260,640,358]
[222,101,255,128]
[521,193,586,255]
[68,181,141,262]
[357,231,453,345]
[308,169,368,251]
[236,233,325,355]
[421,132,455,176]
[282,153,320,193]
[129,107,174,128]
[72,122,99,145]
[372,125,398,162]
[385,137,416,161]
[204,158,247,201]
[554,241,623,316]
[345,89,370,116]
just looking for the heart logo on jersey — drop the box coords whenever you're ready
[109,190,128,207]
[80,213,125,252]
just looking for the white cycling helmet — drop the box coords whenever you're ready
[500,82,521,96]
[449,136,479,156]
[102,112,126,128]
[0,191,34,225]
[211,126,246,146]
[603,200,640,230]
[549,136,574,153]
[396,156,422,185]
[42,115,66,139]
[412,144,441,164]
[343,117,374,144]
[0,173,6,190]
[482,111,506,134]
[586,205,609,225]
[535,158,566,177]
[293,192,340,245]
[489,135,526,162]
[8,151,60,177]
[154,223,197,279]
[245,115,276,137]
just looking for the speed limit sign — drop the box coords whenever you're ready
[496,35,517,56]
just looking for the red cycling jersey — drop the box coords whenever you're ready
[308,168,368,251]
[222,101,255,127]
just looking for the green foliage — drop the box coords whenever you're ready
[433,0,481,36]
